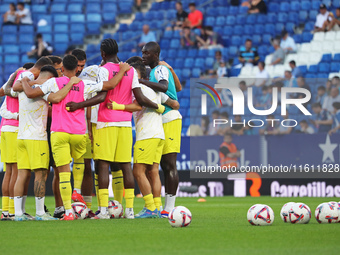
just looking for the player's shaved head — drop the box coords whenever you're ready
[142,42,161,68]
[62,55,78,71]
[34,56,53,70]
[144,42,161,56]
[48,55,62,65]
[40,65,59,78]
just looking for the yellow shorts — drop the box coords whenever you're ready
[134,138,164,165]
[163,119,182,155]
[17,139,49,170]
[51,132,87,167]
[1,132,18,163]
[94,126,132,162]
[83,134,92,159]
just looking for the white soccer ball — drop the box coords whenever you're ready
[108,200,123,218]
[71,202,88,220]
[289,203,311,224]
[168,206,192,228]
[315,202,339,223]
[280,202,295,223]
[247,204,274,226]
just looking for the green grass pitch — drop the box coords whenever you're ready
[1,196,339,255]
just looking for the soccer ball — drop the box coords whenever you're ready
[280,202,295,223]
[108,200,123,218]
[315,202,339,223]
[247,204,274,226]
[289,203,311,224]
[71,202,88,220]
[168,206,192,228]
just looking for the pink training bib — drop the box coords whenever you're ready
[97,63,134,123]
[51,76,86,134]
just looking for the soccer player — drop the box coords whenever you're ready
[140,42,182,217]
[21,55,132,220]
[12,64,81,221]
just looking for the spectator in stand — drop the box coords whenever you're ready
[201,116,210,136]
[208,50,223,76]
[274,70,297,88]
[259,114,280,135]
[174,2,188,30]
[239,80,248,103]
[248,0,267,14]
[275,113,294,135]
[293,77,311,105]
[253,61,270,87]
[238,39,259,67]
[331,76,340,88]
[217,111,231,136]
[311,103,333,133]
[281,31,297,54]
[208,110,220,135]
[135,0,142,11]
[196,26,223,49]
[217,61,227,78]
[231,115,245,136]
[298,120,315,134]
[255,85,271,109]
[323,87,340,112]
[188,2,203,29]
[138,24,156,49]
[329,102,340,135]
[326,8,340,31]
[27,33,53,59]
[16,2,32,25]
[316,86,327,105]
[271,39,285,65]
[3,3,17,25]
[314,4,332,32]
[289,60,302,78]
[180,26,197,48]
[219,134,240,168]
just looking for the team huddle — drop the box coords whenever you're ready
[0,39,182,221]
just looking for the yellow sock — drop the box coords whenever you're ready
[143,194,156,211]
[73,157,84,192]
[2,196,9,213]
[98,189,109,208]
[154,197,162,211]
[83,196,92,210]
[124,189,134,209]
[94,174,100,206]
[112,170,124,204]
[9,197,14,215]
[59,172,72,210]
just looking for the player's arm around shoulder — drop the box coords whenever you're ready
[159,61,182,92]
[161,93,180,110]
[22,76,46,98]
[48,77,82,103]
[101,62,132,91]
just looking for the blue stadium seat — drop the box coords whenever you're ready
[198,49,209,58]
[216,16,225,27]
[218,7,228,16]
[144,11,155,20]
[278,13,288,23]
[31,5,47,13]
[286,23,295,33]
[304,21,314,31]
[37,25,52,34]
[4,45,19,53]
[309,65,319,73]
[53,14,68,23]
[87,14,101,23]
[5,55,19,64]
[311,1,321,9]
[298,65,308,75]
[42,34,52,44]
[3,35,17,44]
[334,0,340,7]
[291,1,300,10]
[177,49,187,58]
[231,36,241,46]
[268,3,279,12]
[319,63,330,73]
[187,49,198,57]
[288,12,299,24]
[205,57,214,69]
[21,55,32,65]
[276,23,285,33]
[334,53,340,62]
[228,6,238,14]
[2,25,17,33]
[182,69,191,79]
[223,26,233,36]
[331,62,340,72]
[258,45,268,55]
[267,13,277,23]
[244,25,253,35]
[265,24,275,35]
[230,68,241,77]
[170,39,180,48]
[175,58,184,69]
[233,25,243,35]
[252,35,261,46]
[70,24,85,33]
[103,2,117,13]
[0,4,8,14]
[19,43,32,54]
[19,25,34,34]
[262,34,272,44]
[67,3,83,13]
[302,32,313,42]
[102,13,116,24]
[206,7,217,16]
[54,43,68,55]
[70,33,84,44]
[194,58,205,68]
[160,39,170,49]
[184,58,194,68]
[71,14,85,23]
[54,34,69,43]
[86,3,101,13]
[309,10,318,20]
[299,11,308,22]
[254,24,264,34]
[280,2,290,11]
[321,54,332,62]
[226,16,236,25]
[228,46,238,58]
[236,14,246,25]
[246,15,256,24]
[293,34,302,43]
[192,68,201,78]
[19,34,34,44]
[301,1,311,10]
[257,15,267,24]
[205,17,215,27]
[119,2,132,14]
[51,4,66,13]
[54,24,68,33]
